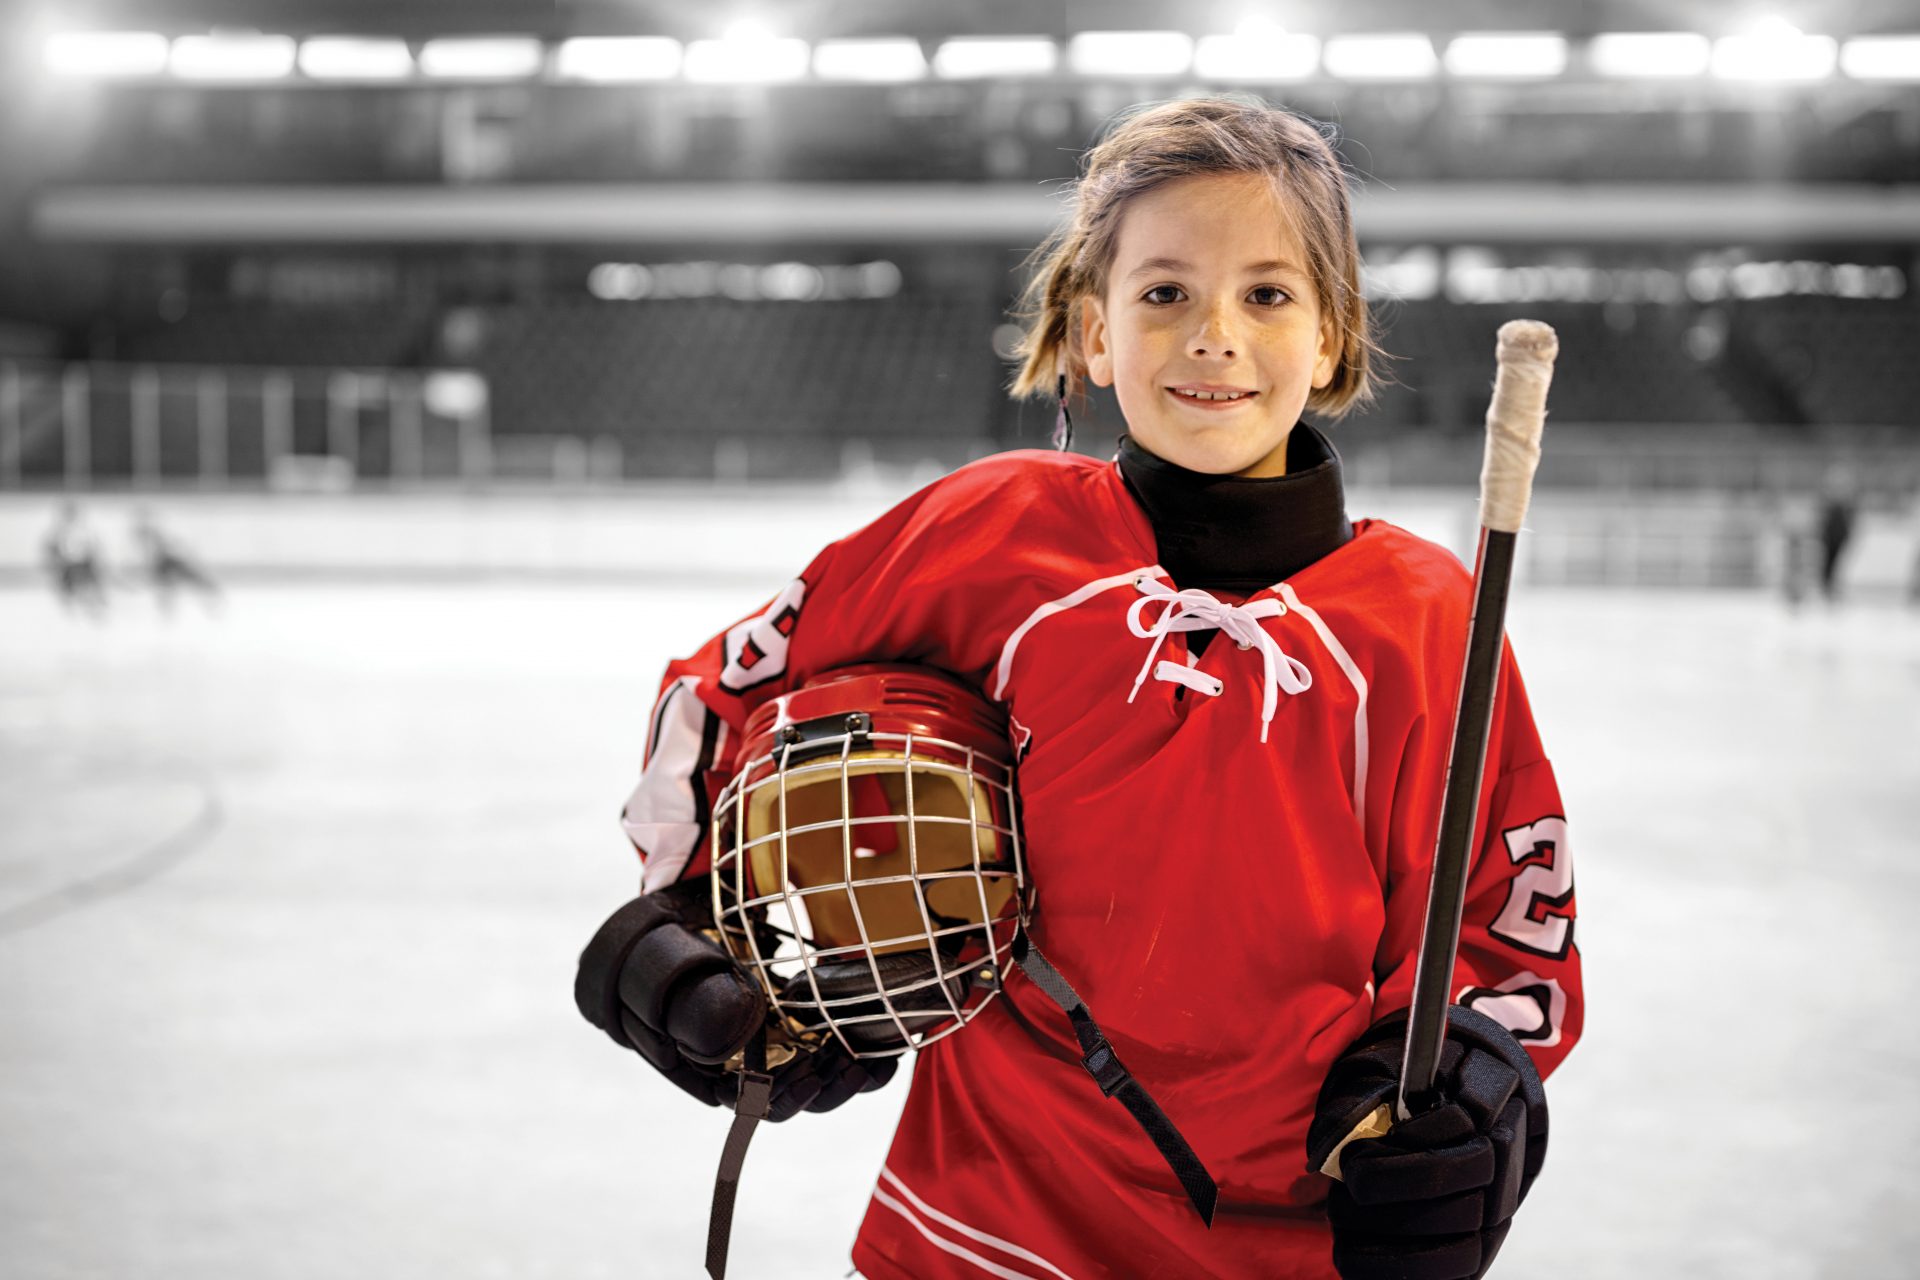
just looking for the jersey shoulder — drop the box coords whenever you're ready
[936,447,1114,503]
[1347,519,1474,610]
[903,448,1132,542]
[1312,519,1483,666]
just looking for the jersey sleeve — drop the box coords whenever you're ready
[616,461,1035,895]
[1371,643,1585,1079]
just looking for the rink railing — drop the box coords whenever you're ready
[0,359,508,492]
[0,358,1006,490]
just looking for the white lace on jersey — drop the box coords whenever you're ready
[1125,576,1312,742]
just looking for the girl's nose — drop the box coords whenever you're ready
[1190,301,1238,359]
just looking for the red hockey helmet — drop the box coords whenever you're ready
[710,664,1026,1059]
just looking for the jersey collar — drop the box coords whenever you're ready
[1115,424,1353,594]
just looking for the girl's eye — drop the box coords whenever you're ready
[1248,285,1291,307]
[1142,285,1184,305]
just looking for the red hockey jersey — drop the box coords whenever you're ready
[619,449,1583,1279]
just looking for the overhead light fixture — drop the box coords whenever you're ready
[554,36,682,82]
[298,37,414,81]
[170,33,298,81]
[683,26,810,83]
[1443,32,1567,78]
[417,36,544,80]
[813,37,927,82]
[1712,20,1836,81]
[422,370,488,420]
[1066,31,1195,76]
[931,37,1057,79]
[1840,34,1920,81]
[1194,26,1320,81]
[1322,33,1437,80]
[588,263,655,301]
[44,31,170,78]
[1588,32,1712,77]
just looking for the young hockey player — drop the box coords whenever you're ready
[576,97,1583,1279]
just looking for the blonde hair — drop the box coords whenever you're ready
[1009,96,1377,419]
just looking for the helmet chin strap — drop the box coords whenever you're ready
[1011,924,1220,1227]
[704,945,968,1277]
[704,1031,772,1280]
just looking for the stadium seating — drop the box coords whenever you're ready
[1735,297,1920,427]
[114,304,432,370]
[1353,300,1747,430]
[476,296,1006,446]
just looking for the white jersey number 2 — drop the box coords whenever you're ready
[1490,816,1575,960]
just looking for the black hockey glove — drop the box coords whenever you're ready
[1305,1006,1548,1280]
[574,878,895,1121]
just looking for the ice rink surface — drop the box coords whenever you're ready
[3,574,1917,1279]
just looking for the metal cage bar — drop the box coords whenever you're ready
[711,718,1024,1059]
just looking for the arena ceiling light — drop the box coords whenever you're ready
[1066,31,1194,77]
[422,370,488,420]
[1711,20,1837,81]
[44,31,170,77]
[931,37,1057,79]
[170,33,297,81]
[1840,34,1920,80]
[1443,33,1567,78]
[683,23,810,83]
[813,37,927,82]
[1588,32,1712,77]
[417,36,544,80]
[554,36,682,82]
[298,37,414,81]
[1193,19,1320,81]
[1321,33,1437,80]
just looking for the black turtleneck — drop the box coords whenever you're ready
[1117,424,1354,597]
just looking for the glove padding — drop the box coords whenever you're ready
[574,879,896,1121]
[1305,1006,1548,1280]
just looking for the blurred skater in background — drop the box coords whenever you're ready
[1816,465,1860,604]
[133,509,221,615]
[42,500,108,619]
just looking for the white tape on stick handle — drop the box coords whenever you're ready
[1480,320,1558,533]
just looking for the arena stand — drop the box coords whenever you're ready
[475,295,1008,478]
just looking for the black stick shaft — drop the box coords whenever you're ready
[1397,526,1518,1114]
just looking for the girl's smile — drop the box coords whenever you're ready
[1167,383,1259,409]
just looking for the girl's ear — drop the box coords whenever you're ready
[1080,296,1115,388]
[1311,315,1338,390]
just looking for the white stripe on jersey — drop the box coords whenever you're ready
[992,565,1163,700]
[871,1189,1039,1280]
[876,1167,1078,1280]
[1277,584,1370,831]
[620,675,713,893]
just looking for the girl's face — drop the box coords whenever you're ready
[1080,171,1336,478]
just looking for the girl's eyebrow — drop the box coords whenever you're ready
[1124,256,1304,281]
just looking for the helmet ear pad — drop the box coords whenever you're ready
[779,950,970,1055]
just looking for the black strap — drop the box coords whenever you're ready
[1011,926,1219,1226]
[705,1035,772,1280]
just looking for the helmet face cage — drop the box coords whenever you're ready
[712,704,1025,1061]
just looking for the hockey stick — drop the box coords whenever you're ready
[1320,320,1557,1178]
[1398,319,1558,1115]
